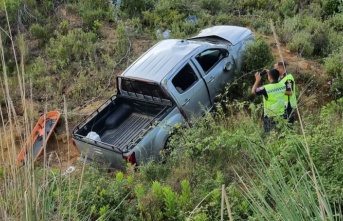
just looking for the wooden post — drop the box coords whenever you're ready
[221,184,225,221]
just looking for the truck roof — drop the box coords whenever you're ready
[121,26,252,83]
[189,25,253,45]
[121,39,208,83]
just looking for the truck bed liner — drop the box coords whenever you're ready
[101,113,153,149]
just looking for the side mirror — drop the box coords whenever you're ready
[224,62,232,71]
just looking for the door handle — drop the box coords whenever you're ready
[207,76,215,83]
[182,98,190,106]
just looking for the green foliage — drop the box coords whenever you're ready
[120,0,156,18]
[322,0,341,16]
[133,177,195,221]
[179,180,192,210]
[287,30,314,57]
[324,46,343,98]
[239,143,338,220]
[92,20,102,33]
[46,29,97,71]
[58,166,137,220]
[251,16,273,35]
[27,56,50,91]
[278,15,303,44]
[307,100,343,205]
[326,12,343,31]
[29,23,49,42]
[199,0,228,15]
[115,23,130,58]
[66,0,112,30]
[58,20,70,35]
[279,0,297,18]
[241,37,274,73]
[163,186,179,219]
[303,16,330,56]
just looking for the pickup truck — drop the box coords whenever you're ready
[72,25,254,169]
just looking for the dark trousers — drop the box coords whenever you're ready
[284,105,295,124]
[263,116,276,132]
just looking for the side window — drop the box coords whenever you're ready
[172,63,198,94]
[195,49,226,73]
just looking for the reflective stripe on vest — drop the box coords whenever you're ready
[280,73,297,108]
[263,82,286,117]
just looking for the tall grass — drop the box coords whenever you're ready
[0,7,81,220]
[236,141,337,220]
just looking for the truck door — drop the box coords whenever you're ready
[191,48,233,103]
[167,62,211,120]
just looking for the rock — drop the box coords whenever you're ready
[298,60,309,70]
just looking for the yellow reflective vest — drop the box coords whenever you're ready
[263,82,286,117]
[280,73,297,108]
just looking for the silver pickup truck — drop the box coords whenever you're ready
[72,25,253,169]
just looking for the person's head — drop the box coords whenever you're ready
[274,61,287,75]
[267,69,280,83]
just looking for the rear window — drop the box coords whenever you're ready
[120,78,170,100]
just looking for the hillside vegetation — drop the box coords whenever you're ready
[0,0,343,220]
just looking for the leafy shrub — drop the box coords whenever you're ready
[143,9,186,29]
[26,57,50,91]
[57,166,137,220]
[306,99,343,206]
[324,29,343,56]
[200,0,228,15]
[46,29,97,71]
[323,46,343,98]
[210,12,252,27]
[120,0,156,18]
[135,179,193,220]
[115,23,130,58]
[322,0,341,16]
[303,16,330,56]
[287,30,314,57]
[251,16,273,35]
[326,12,343,32]
[66,0,111,30]
[29,23,49,42]
[278,15,303,44]
[241,37,274,73]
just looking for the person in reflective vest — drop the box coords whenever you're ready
[251,69,286,132]
[274,61,296,124]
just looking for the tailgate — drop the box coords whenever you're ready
[73,137,125,169]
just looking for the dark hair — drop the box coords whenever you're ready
[268,69,280,81]
[277,61,287,67]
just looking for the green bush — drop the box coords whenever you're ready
[287,30,314,57]
[200,0,228,15]
[322,0,341,16]
[46,29,97,71]
[66,0,111,30]
[251,16,272,35]
[301,16,329,56]
[120,0,156,18]
[325,29,343,55]
[323,46,343,98]
[326,12,343,31]
[241,37,274,73]
[278,15,303,44]
[29,23,49,42]
[306,99,343,205]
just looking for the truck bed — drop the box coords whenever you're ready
[73,95,172,152]
[101,113,153,146]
